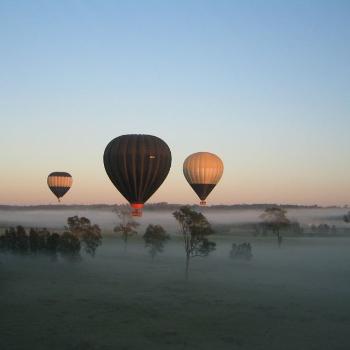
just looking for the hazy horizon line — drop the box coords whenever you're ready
[0,202,348,210]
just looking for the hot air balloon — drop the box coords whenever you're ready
[47,172,73,202]
[183,152,223,205]
[103,134,172,216]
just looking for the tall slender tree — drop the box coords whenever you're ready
[173,206,215,279]
[114,205,139,250]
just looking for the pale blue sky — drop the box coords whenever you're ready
[1,0,349,205]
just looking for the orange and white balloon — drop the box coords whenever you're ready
[183,152,223,205]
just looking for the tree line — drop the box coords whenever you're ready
[0,216,102,259]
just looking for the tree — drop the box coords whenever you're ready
[1,227,17,251]
[287,221,304,235]
[344,211,350,223]
[0,226,29,253]
[66,216,92,236]
[173,206,216,279]
[65,216,102,257]
[36,228,51,251]
[29,228,39,252]
[143,224,169,260]
[14,226,29,252]
[47,232,60,257]
[113,206,139,249]
[58,232,81,259]
[260,207,291,246]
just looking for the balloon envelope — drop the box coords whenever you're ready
[47,172,73,202]
[103,134,172,216]
[183,152,223,205]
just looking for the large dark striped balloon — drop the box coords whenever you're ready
[103,134,172,216]
[47,172,73,202]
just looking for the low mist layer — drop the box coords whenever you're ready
[0,207,348,233]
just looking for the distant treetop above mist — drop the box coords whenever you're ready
[0,203,339,212]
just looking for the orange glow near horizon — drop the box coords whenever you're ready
[1,166,349,207]
[1,1,349,208]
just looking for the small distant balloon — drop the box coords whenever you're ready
[183,152,223,205]
[103,134,172,216]
[47,172,73,202]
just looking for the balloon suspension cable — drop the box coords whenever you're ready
[200,200,206,206]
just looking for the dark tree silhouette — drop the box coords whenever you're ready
[113,206,139,249]
[58,232,81,255]
[37,228,51,251]
[260,207,291,246]
[15,226,29,252]
[66,216,92,236]
[65,216,102,257]
[29,228,39,252]
[0,216,102,259]
[309,223,337,235]
[344,212,350,223]
[173,206,216,279]
[143,224,169,260]
[47,233,60,252]
[0,226,29,253]
[0,227,16,251]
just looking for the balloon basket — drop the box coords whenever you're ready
[200,201,206,206]
[131,208,143,217]
[131,203,144,217]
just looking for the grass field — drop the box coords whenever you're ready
[1,235,350,350]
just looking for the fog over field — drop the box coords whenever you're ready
[2,235,350,350]
[0,206,348,233]
[1,206,350,349]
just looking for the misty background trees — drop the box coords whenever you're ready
[309,224,337,235]
[254,207,343,240]
[259,207,291,245]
